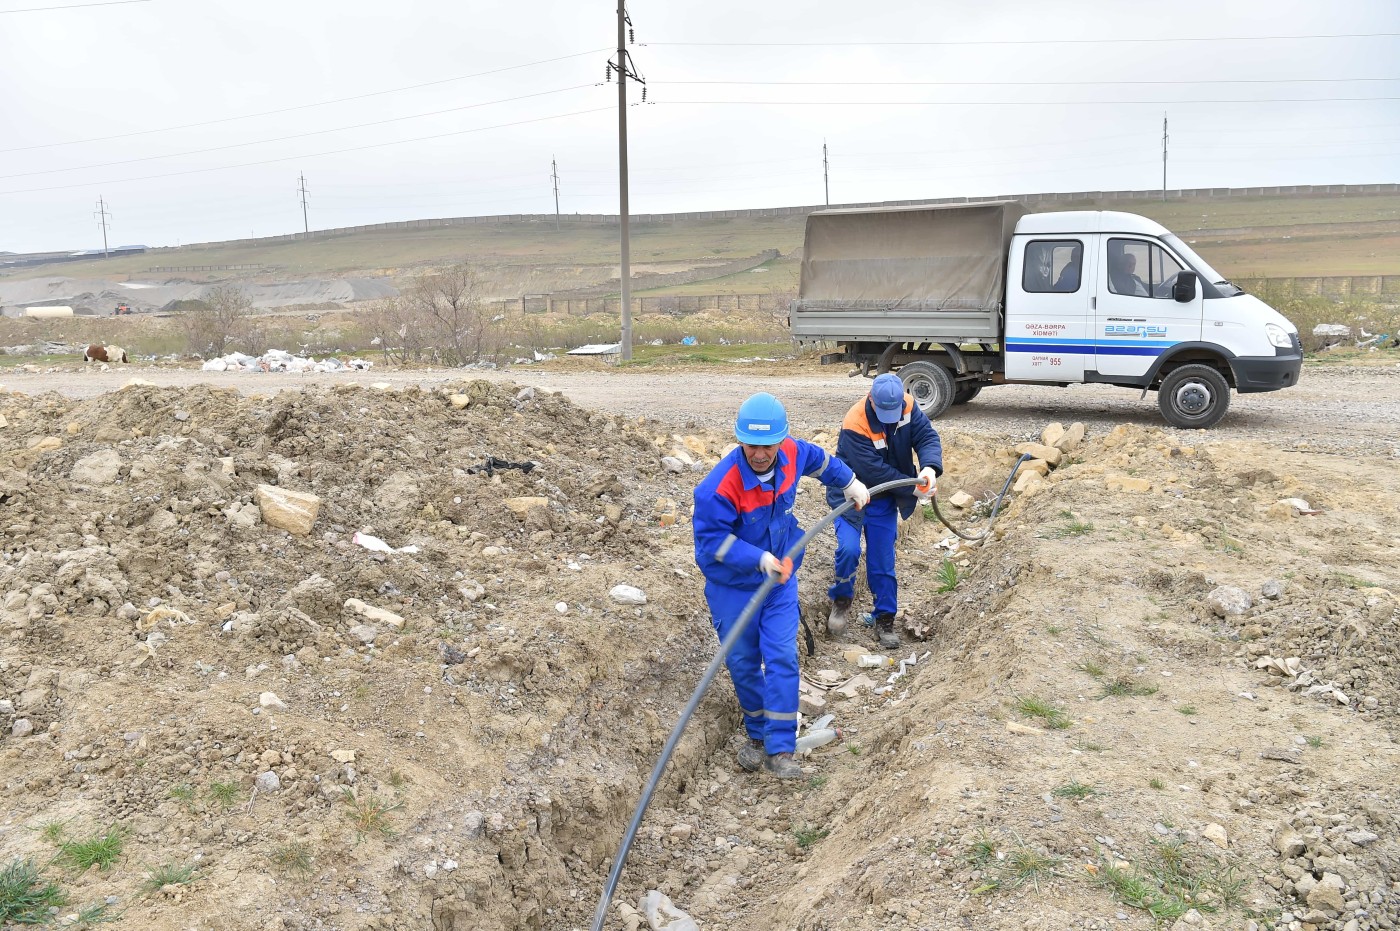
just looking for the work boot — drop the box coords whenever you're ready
[875,612,900,650]
[763,751,803,780]
[827,598,851,638]
[736,738,765,772]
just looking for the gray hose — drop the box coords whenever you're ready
[587,476,920,931]
[587,455,1031,929]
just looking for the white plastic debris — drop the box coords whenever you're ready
[639,890,699,931]
[200,349,372,374]
[351,531,420,554]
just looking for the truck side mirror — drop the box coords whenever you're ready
[1172,270,1198,303]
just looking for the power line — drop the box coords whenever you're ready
[656,96,1400,106]
[0,107,613,195]
[654,77,1400,87]
[0,84,598,180]
[1,0,149,13]
[645,32,1400,47]
[0,47,609,153]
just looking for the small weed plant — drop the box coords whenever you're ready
[0,858,67,923]
[793,825,830,848]
[208,781,241,809]
[935,558,960,593]
[58,828,124,872]
[270,842,315,878]
[1178,705,1198,716]
[343,791,403,843]
[1013,694,1072,730]
[142,863,195,894]
[1052,780,1098,800]
[1101,677,1158,699]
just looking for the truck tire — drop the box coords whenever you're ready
[952,384,982,406]
[899,361,956,420]
[1157,364,1230,429]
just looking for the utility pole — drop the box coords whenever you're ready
[609,2,644,361]
[298,172,310,238]
[551,157,561,232]
[93,196,111,258]
[1161,113,1169,202]
[823,140,829,206]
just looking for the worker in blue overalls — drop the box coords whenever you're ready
[692,393,869,779]
[826,373,943,650]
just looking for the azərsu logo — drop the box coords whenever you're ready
[1104,324,1170,339]
[745,422,772,432]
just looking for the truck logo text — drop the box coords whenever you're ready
[1103,324,1169,339]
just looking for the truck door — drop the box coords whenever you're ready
[1004,237,1094,381]
[1093,237,1201,379]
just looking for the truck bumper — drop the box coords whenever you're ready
[1231,349,1302,394]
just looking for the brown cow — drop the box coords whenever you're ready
[83,344,129,364]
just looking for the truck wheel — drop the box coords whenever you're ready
[899,361,956,419]
[1157,364,1230,429]
[952,384,982,406]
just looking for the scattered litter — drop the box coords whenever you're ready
[1276,497,1322,516]
[201,349,372,373]
[1254,655,1350,704]
[639,889,699,931]
[680,336,697,346]
[351,531,420,555]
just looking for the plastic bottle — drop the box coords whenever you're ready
[795,728,840,752]
[857,654,894,669]
[808,713,835,732]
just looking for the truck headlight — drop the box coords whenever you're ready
[1265,324,1293,348]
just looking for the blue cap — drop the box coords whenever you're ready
[870,374,906,424]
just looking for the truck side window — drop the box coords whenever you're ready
[1107,239,1184,299]
[1023,240,1083,294]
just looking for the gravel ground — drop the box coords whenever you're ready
[3,360,1398,456]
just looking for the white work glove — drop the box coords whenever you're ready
[916,467,939,502]
[842,476,870,510]
[759,552,792,583]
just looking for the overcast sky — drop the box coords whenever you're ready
[1,0,1396,252]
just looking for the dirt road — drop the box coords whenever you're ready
[4,361,1398,455]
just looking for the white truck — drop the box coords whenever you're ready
[790,202,1302,428]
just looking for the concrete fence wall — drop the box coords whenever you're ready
[1238,276,1400,298]
[490,292,794,318]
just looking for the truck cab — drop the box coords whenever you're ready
[1006,211,1301,427]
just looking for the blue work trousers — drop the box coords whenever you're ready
[704,578,800,755]
[828,499,899,617]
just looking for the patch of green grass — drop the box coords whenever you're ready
[1305,735,1323,749]
[75,900,116,925]
[58,827,124,872]
[386,769,407,791]
[965,833,1000,866]
[807,774,828,790]
[1013,694,1072,730]
[343,790,403,843]
[1050,518,1095,538]
[1098,838,1248,921]
[1044,624,1064,636]
[1177,705,1198,716]
[1332,572,1367,589]
[793,825,830,848]
[1100,676,1158,698]
[935,557,960,594]
[1149,777,1166,790]
[1005,846,1061,890]
[1077,659,1106,678]
[1076,739,1107,753]
[965,834,1060,893]
[1096,859,1191,922]
[270,842,314,879]
[168,783,196,808]
[0,858,67,923]
[36,819,68,844]
[208,781,241,809]
[141,863,195,894]
[846,744,862,756]
[1052,780,1099,800]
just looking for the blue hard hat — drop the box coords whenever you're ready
[734,392,789,445]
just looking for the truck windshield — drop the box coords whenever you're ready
[1162,234,1241,296]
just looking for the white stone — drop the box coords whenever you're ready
[1207,586,1253,618]
[259,692,287,711]
[1202,823,1228,849]
[255,771,282,792]
[348,624,378,644]
[609,585,647,606]
[344,598,405,629]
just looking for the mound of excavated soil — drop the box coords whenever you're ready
[2,382,1398,931]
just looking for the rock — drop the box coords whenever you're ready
[330,749,356,764]
[11,719,34,738]
[609,585,647,606]
[348,624,378,644]
[1019,457,1052,476]
[660,457,685,474]
[834,674,876,699]
[258,692,287,711]
[30,436,62,453]
[70,449,122,485]
[1207,586,1253,618]
[1261,579,1287,600]
[1005,722,1045,736]
[514,386,535,402]
[1260,747,1302,764]
[0,699,13,715]
[799,693,827,716]
[255,771,282,792]
[1106,474,1152,493]
[948,490,975,509]
[1274,824,1307,858]
[344,598,405,629]
[253,485,321,535]
[1054,422,1086,451]
[1041,422,1065,447]
[1202,823,1229,849]
[1014,442,1063,466]
[448,393,470,409]
[1013,470,1045,493]
[669,823,693,843]
[1307,873,1346,914]
[223,501,261,529]
[639,889,699,931]
[503,496,549,514]
[1344,830,1378,846]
